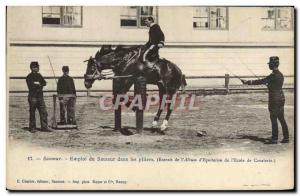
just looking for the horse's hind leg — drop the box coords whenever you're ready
[152,83,165,127]
[160,93,175,132]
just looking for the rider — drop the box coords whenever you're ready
[144,16,165,67]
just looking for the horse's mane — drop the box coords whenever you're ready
[100,44,144,53]
[95,45,112,60]
[95,45,146,62]
[114,45,145,54]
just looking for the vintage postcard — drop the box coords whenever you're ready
[6,6,295,190]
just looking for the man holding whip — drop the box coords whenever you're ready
[241,56,289,144]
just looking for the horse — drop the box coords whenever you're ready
[84,45,187,132]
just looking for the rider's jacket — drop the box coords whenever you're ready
[145,24,165,48]
[246,69,285,111]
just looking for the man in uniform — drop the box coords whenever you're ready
[26,61,53,133]
[242,56,289,144]
[57,66,76,125]
[143,16,165,64]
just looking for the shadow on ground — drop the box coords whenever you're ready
[236,134,270,144]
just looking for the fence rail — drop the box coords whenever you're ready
[8,75,294,95]
[8,75,295,79]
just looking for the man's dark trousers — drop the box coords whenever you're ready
[269,105,289,141]
[28,96,48,129]
[59,96,76,124]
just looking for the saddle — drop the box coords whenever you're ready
[143,58,167,83]
[144,59,159,69]
[142,45,160,69]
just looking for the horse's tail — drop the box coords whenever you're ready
[170,61,187,93]
[180,74,187,93]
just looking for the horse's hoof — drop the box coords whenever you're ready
[152,121,158,127]
[119,128,134,136]
[196,130,207,137]
[160,120,168,131]
[157,130,165,135]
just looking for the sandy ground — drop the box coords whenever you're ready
[8,92,294,155]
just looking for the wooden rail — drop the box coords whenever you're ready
[8,75,294,95]
[8,75,295,79]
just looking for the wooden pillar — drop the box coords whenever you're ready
[113,78,121,131]
[225,74,230,94]
[134,76,147,133]
[51,94,57,128]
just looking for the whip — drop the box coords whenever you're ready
[234,58,267,87]
[223,66,243,81]
[47,56,58,84]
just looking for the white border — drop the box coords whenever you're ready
[0,0,298,6]
[1,0,298,195]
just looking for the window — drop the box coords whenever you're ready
[42,6,82,27]
[120,6,157,28]
[193,7,228,30]
[262,7,293,30]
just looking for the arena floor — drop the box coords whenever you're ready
[8,92,294,155]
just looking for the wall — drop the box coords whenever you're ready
[7,6,294,45]
[7,6,294,91]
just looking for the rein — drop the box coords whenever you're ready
[85,60,133,80]
[85,46,142,81]
[84,60,103,80]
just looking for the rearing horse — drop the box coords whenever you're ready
[84,45,187,132]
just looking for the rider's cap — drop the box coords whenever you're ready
[146,16,154,22]
[62,66,69,72]
[267,56,279,64]
[30,61,39,68]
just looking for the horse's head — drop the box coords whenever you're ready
[83,56,102,89]
[83,45,113,89]
[83,45,139,89]
[83,45,124,89]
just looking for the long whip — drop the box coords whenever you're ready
[47,56,58,84]
[235,58,268,87]
[47,56,58,128]
[223,66,243,81]
[235,58,261,80]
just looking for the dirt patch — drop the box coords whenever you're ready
[8,92,294,155]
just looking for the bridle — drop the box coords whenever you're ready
[84,58,103,80]
[84,47,141,81]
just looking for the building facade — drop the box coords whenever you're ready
[7,6,294,91]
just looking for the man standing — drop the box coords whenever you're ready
[26,61,53,133]
[242,56,289,144]
[144,16,165,63]
[57,66,76,125]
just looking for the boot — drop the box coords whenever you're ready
[41,126,54,132]
[281,138,290,143]
[28,127,37,133]
[264,139,278,144]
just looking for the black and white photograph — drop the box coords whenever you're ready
[5,4,295,191]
